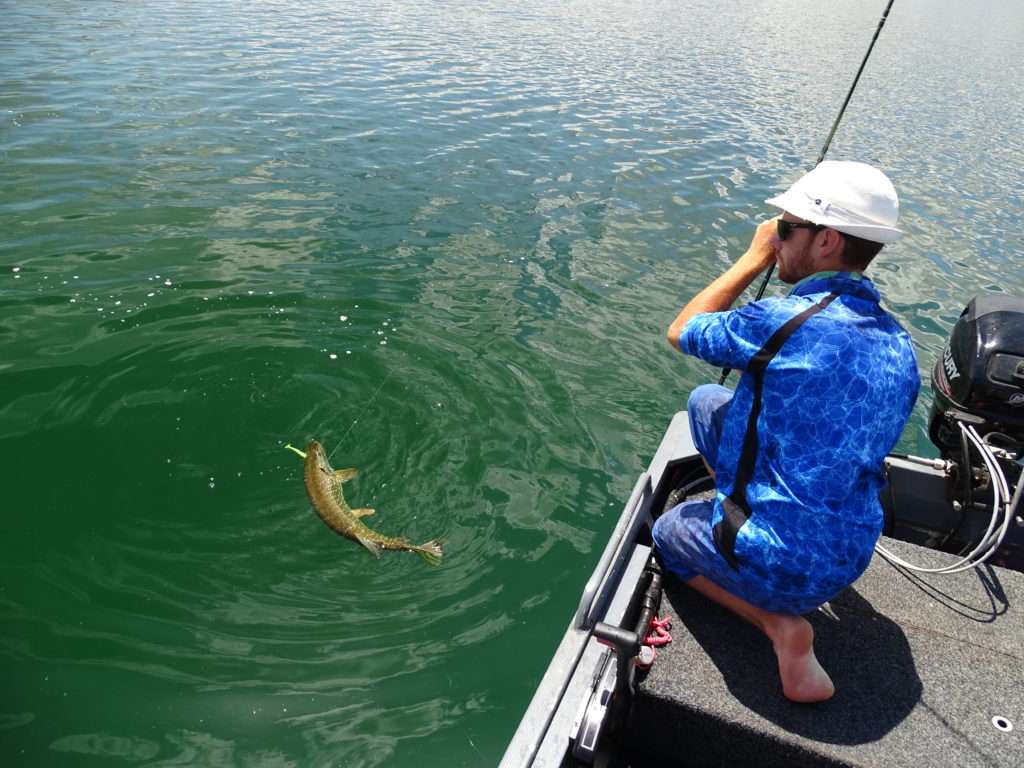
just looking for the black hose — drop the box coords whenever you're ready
[633,569,663,644]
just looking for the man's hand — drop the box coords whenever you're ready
[666,216,781,349]
[740,216,781,272]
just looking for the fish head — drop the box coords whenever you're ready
[306,440,332,472]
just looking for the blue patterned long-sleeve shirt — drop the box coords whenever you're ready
[679,271,920,605]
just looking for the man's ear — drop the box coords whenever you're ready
[819,228,846,261]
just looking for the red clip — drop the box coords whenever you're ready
[643,615,673,647]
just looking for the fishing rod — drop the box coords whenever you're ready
[718,0,897,385]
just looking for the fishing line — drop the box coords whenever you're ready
[718,0,897,385]
[327,361,398,463]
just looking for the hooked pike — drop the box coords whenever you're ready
[284,440,443,566]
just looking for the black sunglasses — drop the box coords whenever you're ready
[777,219,825,240]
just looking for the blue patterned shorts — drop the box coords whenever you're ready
[686,383,732,467]
[652,385,827,615]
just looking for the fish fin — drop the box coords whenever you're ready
[352,507,375,518]
[414,539,444,567]
[356,535,382,559]
[333,468,358,483]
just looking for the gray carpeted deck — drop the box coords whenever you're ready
[627,536,1023,767]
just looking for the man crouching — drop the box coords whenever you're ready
[657,161,920,702]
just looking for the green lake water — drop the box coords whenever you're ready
[2,0,1022,765]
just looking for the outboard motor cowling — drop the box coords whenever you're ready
[929,294,1024,456]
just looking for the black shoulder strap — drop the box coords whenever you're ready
[713,292,839,569]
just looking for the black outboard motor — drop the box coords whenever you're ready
[901,293,1024,570]
[929,294,1024,458]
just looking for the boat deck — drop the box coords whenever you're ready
[625,536,1024,767]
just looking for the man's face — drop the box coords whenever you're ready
[775,213,819,284]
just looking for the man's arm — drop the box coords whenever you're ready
[666,217,780,349]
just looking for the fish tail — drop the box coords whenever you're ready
[414,539,444,567]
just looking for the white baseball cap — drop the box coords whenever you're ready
[765,160,903,244]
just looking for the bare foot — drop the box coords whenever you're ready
[681,576,835,703]
[769,616,835,703]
